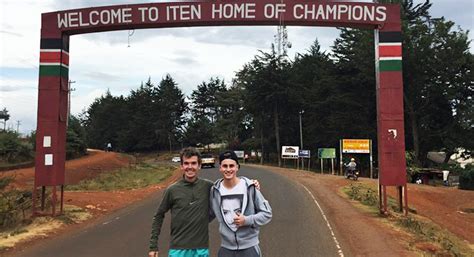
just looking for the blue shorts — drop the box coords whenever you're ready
[168,248,209,257]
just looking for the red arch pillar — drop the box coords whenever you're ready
[33,26,69,215]
[377,19,408,214]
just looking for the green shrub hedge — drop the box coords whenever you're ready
[459,164,474,190]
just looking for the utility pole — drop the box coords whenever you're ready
[299,110,304,169]
[68,80,76,126]
[299,110,304,149]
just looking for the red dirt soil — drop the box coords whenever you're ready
[0,150,183,217]
[1,150,131,189]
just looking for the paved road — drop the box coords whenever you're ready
[13,165,344,257]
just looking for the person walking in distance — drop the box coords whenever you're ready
[210,150,272,257]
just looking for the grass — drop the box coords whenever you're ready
[55,205,92,225]
[342,183,473,256]
[9,228,28,236]
[66,162,175,191]
[0,161,34,171]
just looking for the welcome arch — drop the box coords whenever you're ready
[35,0,407,215]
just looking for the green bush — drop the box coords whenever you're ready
[0,177,32,228]
[66,116,88,160]
[346,183,379,207]
[0,131,33,163]
[458,164,474,190]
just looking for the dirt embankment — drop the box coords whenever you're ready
[1,150,185,217]
[1,150,131,189]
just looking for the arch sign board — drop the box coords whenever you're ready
[35,0,406,215]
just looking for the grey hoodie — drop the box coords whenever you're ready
[210,176,272,250]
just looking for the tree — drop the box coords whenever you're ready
[331,28,378,141]
[0,131,32,163]
[155,74,188,151]
[400,0,473,165]
[0,108,10,131]
[66,115,87,159]
[214,83,252,149]
[190,77,227,122]
[290,40,341,149]
[236,47,294,166]
[188,77,228,148]
[82,90,129,151]
[124,78,159,151]
[183,116,214,147]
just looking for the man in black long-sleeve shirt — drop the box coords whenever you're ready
[149,147,213,257]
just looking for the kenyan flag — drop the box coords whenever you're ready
[39,38,69,78]
[378,32,402,72]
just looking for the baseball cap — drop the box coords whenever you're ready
[219,150,239,165]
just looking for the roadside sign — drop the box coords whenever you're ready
[318,148,336,159]
[234,150,244,158]
[299,150,311,158]
[282,146,299,159]
[342,139,370,153]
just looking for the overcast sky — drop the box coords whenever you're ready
[0,0,472,134]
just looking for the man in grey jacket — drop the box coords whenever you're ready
[210,150,272,257]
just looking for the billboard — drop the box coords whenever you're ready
[282,146,299,159]
[342,139,370,153]
[234,150,244,158]
[299,150,311,158]
[318,148,336,159]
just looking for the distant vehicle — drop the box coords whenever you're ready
[346,170,359,181]
[171,156,181,163]
[201,154,216,168]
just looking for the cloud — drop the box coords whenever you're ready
[429,1,473,32]
[0,85,23,92]
[0,76,37,92]
[82,71,123,82]
[0,90,38,134]
[0,30,23,37]
[169,56,199,66]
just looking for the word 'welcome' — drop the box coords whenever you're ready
[57,3,387,29]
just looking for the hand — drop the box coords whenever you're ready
[148,251,158,257]
[233,213,246,227]
[252,179,261,190]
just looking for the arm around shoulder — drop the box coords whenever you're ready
[245,188,272,226]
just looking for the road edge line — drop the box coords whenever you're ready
[302,184,344,257]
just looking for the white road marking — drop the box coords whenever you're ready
[302,185,344,257]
